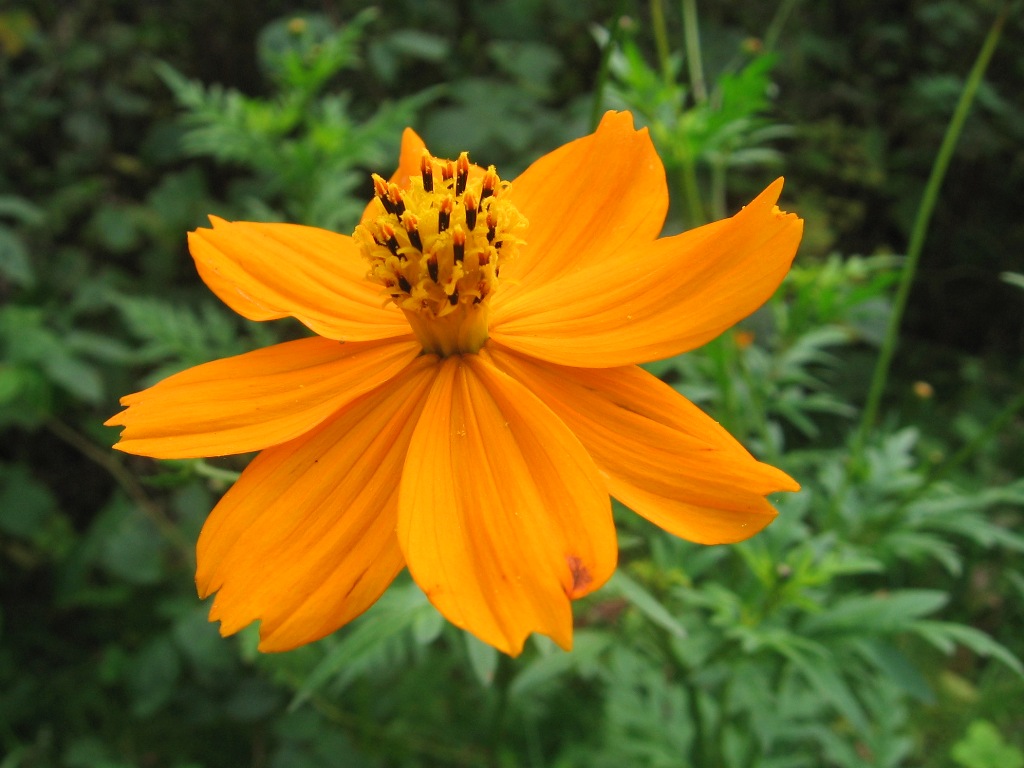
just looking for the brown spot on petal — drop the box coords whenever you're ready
[566,555,592,596]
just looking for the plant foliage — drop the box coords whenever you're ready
[1,2,1021,766]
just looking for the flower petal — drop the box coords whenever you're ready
[398,354,617,656]
[390,127,429,187]
[196,355,439,652]
[487,345,799,545]
[490,178,803,367]
[361,127,494,223]
[189,218,408,341]
[106,337,420,458]
[498,111,668,294]
[358,127,430,223]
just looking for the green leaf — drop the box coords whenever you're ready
[883,531,962,574]
[605,570,687,639]
[0,226,33,287]
[224,677,283,722]
[854,640,934,704]
[171,605,237,677]
[0,366,25,406]
[90,204,141,253]
[112,293,250,373]
[0,463,57,538]
[143,167,210,233]
[384,29,448,61]
[803,589,948,636]
[915,621,1023,676]
[63,330,137,365]
[508,630,613,700]
[62,738,133,768]
[464,632,500,687]
[0,748,30,768]
[289,582,433,709]
[783,646,870,734]
[125,637,181,717]
[97,498,165,585]
[42,350,104,404]
[0,194,44,224]
[370,30,449,83]
[1000,271,1024,291]
[410,601,445,645]
[952,720,1024,768]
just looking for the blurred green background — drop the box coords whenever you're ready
[1,1,1022,766]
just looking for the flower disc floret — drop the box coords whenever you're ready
[355,151,527,356]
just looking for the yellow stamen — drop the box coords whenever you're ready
[355,152,527,356]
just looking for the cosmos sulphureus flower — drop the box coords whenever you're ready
[107,111,803,655]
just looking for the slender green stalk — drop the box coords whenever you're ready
[194,458,242,484]
[763,0,802,52]
[486,654,513,757]
[710,158,727,221]
[850,5,1009,462]
[650,0,674,86]
[679,154,706,227]
[590,3,629,129]
[46,418,195,562]
[735,338,780,462]
[674,0,707,226]
[710,336,742,439]
[681,0,707,103]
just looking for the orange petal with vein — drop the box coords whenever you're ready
[398,355,616,656]
[500,111,668,294]
[488,345,798,544]
[106,337,420,458]
[189,219,408,341]
[491,178,803,367]
[197,355,439,652]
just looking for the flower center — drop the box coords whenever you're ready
[355,151,527,357]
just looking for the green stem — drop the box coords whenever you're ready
[46,418,195,563]
[711,336,742,439]
[681,0,707,103]
[650,0,674,87]
[850,5,1008,463]
[193,459,242,484]
[590,2,629,130]
[710,157,727,221]
[486,654,513,766]
[679,154,706,227]
[736,339,779,462]
[763,0,802,53]
[676,0,707,226]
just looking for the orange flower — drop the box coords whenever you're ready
[106,112,803,656]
